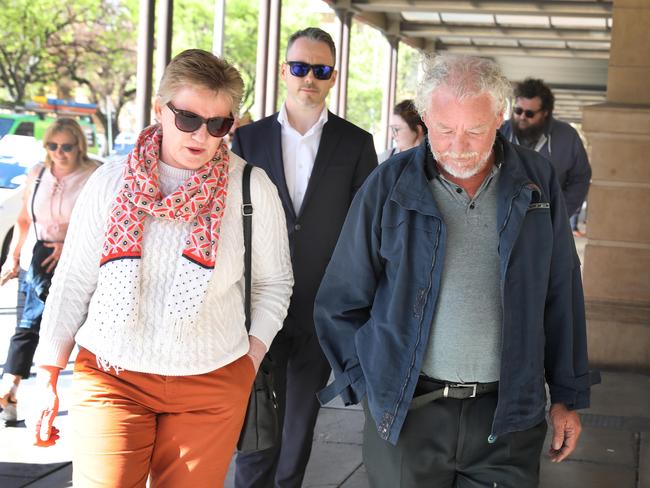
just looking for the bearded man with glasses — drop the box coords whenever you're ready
[232,27,377,488]
[499,78,592,229]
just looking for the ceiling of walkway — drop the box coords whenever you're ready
[325,0,613,123]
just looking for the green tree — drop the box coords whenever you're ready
[172,0,259,114]
[346,20,385,135]
[223,0,259,114]
[396,42,421,102]
[62,0,138,144]
[0,1,97,103]
[0,0,138,143]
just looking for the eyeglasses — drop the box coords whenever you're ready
[46,142,76,152]
[286,61,334,80]
[166,102,235,138]
[513,107,543,119]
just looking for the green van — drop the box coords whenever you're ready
[0,113,100,154]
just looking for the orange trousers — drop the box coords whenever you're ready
[70,347,255,487]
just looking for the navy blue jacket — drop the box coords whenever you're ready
[499,117,591,216]
[232,112,377,336]
[314,135,592,445]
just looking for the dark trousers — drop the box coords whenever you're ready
[3,272,40,379]
[363,391,547,488]
[234,331,332,488]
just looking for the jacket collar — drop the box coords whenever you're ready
[391,139,440,217]
[392,133,519,217]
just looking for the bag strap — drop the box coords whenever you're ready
[242,164,253,332]
[31,165,47,242]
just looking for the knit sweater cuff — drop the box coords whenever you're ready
[249,308,282,352]
[35,338,76,370]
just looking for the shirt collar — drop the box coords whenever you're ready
[277,102,329,136]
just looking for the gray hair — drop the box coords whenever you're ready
[414,53,512,117]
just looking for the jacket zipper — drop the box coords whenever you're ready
[490,182,529,442]
[388,219,442,438]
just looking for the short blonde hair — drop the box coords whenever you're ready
[157,49,245,113]
[43,118,94,169]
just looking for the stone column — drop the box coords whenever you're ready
[330,8,352,117]
[252,0,270,121]
[380,35,398,152]
[264,0,281,116]
[135,0,155,131]
[581,0,650,371]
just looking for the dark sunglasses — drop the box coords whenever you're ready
[513,107,543,118]
[46,142,76,152]
[286,61,334,80]
[167,102,235,138]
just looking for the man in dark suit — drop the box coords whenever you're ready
[232,27,377,488]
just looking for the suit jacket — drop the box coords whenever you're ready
[232,110,377,336]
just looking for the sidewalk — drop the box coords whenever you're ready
[1,236,649,487]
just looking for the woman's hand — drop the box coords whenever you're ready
[0,257,20,286]
[246,335,267,373]
[32,366,61,447]
[41,242,64,274]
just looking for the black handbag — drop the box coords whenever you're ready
[26,166,55,301]
[237,164,280,453]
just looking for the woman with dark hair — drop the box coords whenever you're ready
[0,118,98,423]
[378,99,427,163]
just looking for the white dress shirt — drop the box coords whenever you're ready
[277,103,328,214]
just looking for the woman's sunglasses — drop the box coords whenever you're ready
[167,102,235,138]
[46,142,76,152]
[286,61,334,80]
[513,107,543,119]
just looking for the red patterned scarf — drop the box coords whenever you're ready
[101,124,229,268]
[97,124,230,331]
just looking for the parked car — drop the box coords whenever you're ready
[0,111,100,155]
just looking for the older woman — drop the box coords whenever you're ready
[378,99,427,163]
[32,50,293,487]
[0,118,97,423]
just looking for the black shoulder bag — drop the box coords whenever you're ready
[237,164,280,453]
[26,166,55,300]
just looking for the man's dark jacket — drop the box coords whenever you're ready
[499,116,591,216]
[232,111,377,336]
[314,134,592,445]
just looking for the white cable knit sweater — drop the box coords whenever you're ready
[36,152,293,376]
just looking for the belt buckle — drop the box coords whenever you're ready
[447,383,477,398]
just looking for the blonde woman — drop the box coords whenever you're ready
[0,118,97,423]
[32,50,293,487]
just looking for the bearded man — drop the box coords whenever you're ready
[499,78,591,220]
[314,55,596,487]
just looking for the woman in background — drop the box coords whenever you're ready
[378,99,427,163]
[0,118,97,423]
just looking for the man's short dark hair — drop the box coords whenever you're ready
[286,27,336,65]
[514,78,554,115]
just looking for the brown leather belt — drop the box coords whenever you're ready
[409,376,499,410]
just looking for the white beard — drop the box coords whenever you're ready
[430,146,492,179]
